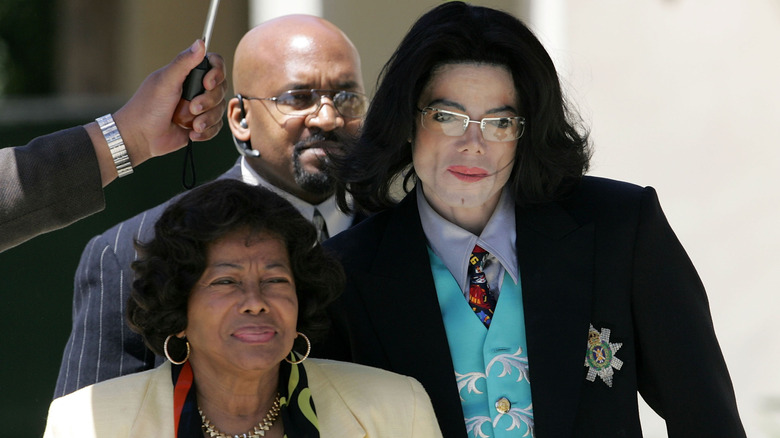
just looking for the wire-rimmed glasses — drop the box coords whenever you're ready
[418,107,526,142]
[244,89,368,118]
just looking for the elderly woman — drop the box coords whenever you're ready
[319,2,746,438]
[44,179,441,437]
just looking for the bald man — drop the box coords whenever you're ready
[54,16,367,398]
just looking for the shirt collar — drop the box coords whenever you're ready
[240,157,352,236]
[417,184,518,291]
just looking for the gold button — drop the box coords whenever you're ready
[495,397,511,414]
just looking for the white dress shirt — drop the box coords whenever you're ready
[417,184,518,298]
[240,157,353,237]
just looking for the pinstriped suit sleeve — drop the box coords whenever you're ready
[54,209,164,398]
[54,165,242,399]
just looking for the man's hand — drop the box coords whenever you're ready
[88,39,227,186]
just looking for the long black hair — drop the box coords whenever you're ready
[334,1,590,213]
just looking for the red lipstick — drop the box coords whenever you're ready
[447,166,489,182]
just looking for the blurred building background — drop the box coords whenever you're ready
[1,0,778,436]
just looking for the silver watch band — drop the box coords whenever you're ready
[96,114,133,178]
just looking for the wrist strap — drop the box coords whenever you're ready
[96,114,133,178]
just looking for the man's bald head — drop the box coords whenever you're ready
[233,15,362,94]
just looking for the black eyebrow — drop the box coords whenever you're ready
[208,261,289,271]
[427,98,465,112]
[281,81,362,92]
[210,262,242,269]
[333,80,361,91]
[425,98,518,115]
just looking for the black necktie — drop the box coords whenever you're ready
[312,209,329,243]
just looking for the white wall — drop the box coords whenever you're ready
[541,1,780,436]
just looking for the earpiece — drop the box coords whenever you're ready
[233,94,260,157]
[233,133,260,157]
[237,94,249,129]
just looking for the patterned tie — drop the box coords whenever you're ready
[312,209,329,243]
[468,245,497,328]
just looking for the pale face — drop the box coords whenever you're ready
[184,229,298,378]
[230,28,364,204]
[413,63,519,231]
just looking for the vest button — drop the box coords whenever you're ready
[495,397,511,414]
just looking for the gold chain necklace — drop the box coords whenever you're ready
[199,393,281,438]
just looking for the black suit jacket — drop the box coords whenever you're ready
[319,176,744,438]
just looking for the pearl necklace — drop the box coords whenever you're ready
[199,393,281,438]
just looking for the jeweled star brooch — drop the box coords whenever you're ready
[584,324,623,387]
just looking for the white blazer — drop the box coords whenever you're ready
[44,359,442,437]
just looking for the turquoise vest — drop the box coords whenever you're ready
[428,247,534,437]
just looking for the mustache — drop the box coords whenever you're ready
[294,133,331,152]
[293,129,358,153]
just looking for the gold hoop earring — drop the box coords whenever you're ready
[164,334,190,365]
[285,332,311,365]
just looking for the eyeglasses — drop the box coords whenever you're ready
[244,89,368,118]
[418,107,526,142]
